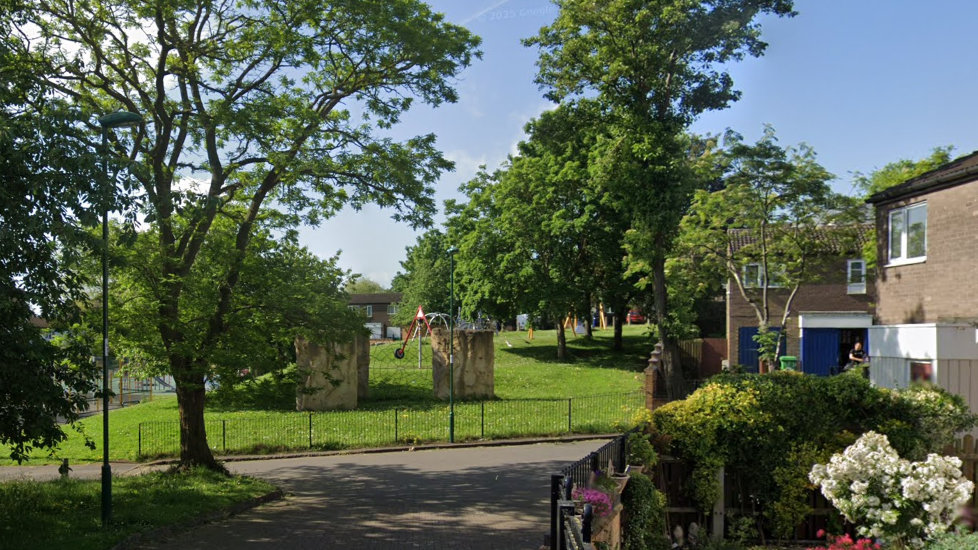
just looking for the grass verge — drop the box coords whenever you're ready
[0,468,276,550]
[4,326,651,464]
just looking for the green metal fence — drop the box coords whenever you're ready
[137,391,644,457]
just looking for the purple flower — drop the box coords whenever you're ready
[572,488,613,517]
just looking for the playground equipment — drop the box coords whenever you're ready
[394,305,433,359]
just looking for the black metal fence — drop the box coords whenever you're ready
[137,391,643,457]
[546,429,636,550]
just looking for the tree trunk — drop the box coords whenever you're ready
[556,318,567,361]
[612,301,624,351]
[651,253,686,399]
[583,293,593,339]
[174,366,223,471]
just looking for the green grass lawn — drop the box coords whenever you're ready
[3,325,651,464]
[0,468,275,550]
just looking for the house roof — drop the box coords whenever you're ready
[348,292,403,305]
[866,150,978,205]
[728,224,872,254]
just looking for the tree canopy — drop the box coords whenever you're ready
[0,0,113,462]
[525,0,795,397]
[18,0,480,468]
[390,229,452,325]
[678,129,860,365]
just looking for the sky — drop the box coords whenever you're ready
[298,0,978,288]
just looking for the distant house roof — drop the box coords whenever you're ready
[728,224,872,254]
[348,292,403,305]
[866,150,978,205]
[30,316,48,328]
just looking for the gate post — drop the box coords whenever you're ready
[712,465,725,537]
[549,473,563,548]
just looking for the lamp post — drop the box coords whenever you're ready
[447,246,458,443]
[98,110,142,526]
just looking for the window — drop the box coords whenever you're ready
[910,360,934,383]
[847,259,866,294]
[743,264,762,288]
[387,304,397,315]
[742,263,783,288]
[888,203,927,264]
[365,305,373,318]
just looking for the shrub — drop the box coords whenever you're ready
[810,431,973,548]
[627,432,658,467]
[925,531,978,549]
[651,372,975,540]
[807,532,881,550]
[621,472,669,550]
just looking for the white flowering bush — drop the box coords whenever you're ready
[809,431,973,549]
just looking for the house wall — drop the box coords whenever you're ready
[938,359,978,428]
[869,324,978,395]
[875,182,978,324]
[727,258,875,366]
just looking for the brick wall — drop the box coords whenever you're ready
[727,259,875,366]
[875,182,978,325]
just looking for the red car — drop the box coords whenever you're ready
[627,310,645,324]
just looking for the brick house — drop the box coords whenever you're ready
[726,226,875,374]
[866,151,978,401]
[348,292,403,339]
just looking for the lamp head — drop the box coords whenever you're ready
[99,111,143,129]
[447,247,459,256]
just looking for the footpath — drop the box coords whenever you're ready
[1,439,606,550]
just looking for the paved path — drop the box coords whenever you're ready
[109,440,603,550]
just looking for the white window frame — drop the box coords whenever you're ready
[387,304,397,315]
[887,202,927,266]
[742,264,762,288]
[909,359,934,383]
[847,259,867,294]
[365,305,373,318]
[742,263,783,289]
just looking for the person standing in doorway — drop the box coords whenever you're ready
[848,341,868,378]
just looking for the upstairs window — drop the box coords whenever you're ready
[847,259,867,294]
[888,203,927,264]
[742,263,783,288]
[387,304,398,315]
[743,264,762,288]
[365,305,373,318]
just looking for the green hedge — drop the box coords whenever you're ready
[651,371,976,539]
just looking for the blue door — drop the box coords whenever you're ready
[801,328,841,376]
[738,327,784,372]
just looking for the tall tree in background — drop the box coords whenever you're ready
[678,129,859,368]
[526,0,795,398]
[451,103,627,360]
[0,0,109,461]
[344,278,389,295]
[390,229,452,325]
[21,0,479,469]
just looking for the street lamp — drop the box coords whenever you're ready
[98,110,142,526]
[447,246,458,443]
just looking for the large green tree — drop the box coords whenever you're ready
[344,278,389,295]
[526,0,795,397]
[452,102,629,359]
[390,228,452,325]
[0,0,112,461]
[678,129,859,367]
[21,0,479,468]
[102,211,363,385]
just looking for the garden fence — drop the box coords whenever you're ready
[546,429,635,550]
[137,391,643,457]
